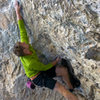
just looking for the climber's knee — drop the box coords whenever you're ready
[56,66,68,76]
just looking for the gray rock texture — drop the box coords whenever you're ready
[0,0,100,100]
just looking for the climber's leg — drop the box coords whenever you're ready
[55,66,73,89]
[54,82,78,100]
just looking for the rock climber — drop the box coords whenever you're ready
[13,1,78,100]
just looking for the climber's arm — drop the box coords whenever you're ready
[16,11,22,21]
[30,57,61,71]
[15,1,29,44]
[15,1,22,20]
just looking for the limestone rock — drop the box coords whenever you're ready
[0,0,100,100]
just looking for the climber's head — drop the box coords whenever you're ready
[13,42,32,57]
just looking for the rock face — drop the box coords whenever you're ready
[0,0,100,100]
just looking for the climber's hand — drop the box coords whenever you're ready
[15,0,21,14]
[15,0,22,20]
[55,57,61,63]
[51,57,61,66]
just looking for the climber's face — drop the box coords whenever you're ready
[19,42,32,55]
[19,42,29,49]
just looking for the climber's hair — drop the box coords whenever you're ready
[13,42,25,57]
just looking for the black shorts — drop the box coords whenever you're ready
[32,66,57,90]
